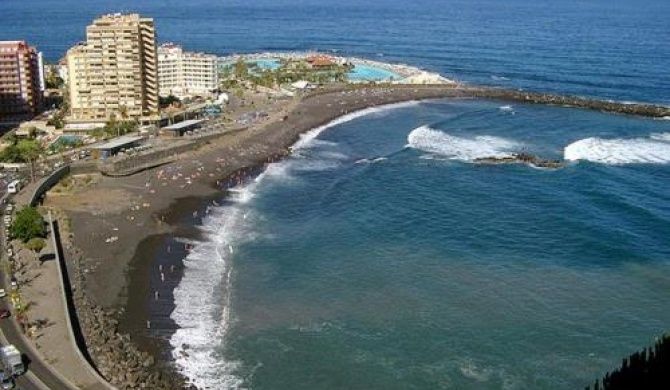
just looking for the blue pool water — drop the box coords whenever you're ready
[51,135,83,147]
[251,59,280,70]
[348,64,402,81]
[228,59,402,82]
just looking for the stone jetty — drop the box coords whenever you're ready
[461,85,670,118]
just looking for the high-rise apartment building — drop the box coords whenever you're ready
[158,43,218,98]
[66,13,159,122]
[0,41,43,120]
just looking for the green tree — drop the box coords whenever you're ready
[9,206,46,243]
[0,139,44,181]
[234,58,249,79]
[25,237,46,254]
[159,95,181,108]
[17,139,44,182]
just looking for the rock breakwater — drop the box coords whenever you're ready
[463,86,670,118]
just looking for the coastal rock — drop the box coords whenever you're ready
[473,152,564,169]
[142,354,155,368]
[70,291,185,389]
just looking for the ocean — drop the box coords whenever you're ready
[3,0,670,389]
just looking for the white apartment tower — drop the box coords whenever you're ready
[66,13,159,122]
[158,43,218,98]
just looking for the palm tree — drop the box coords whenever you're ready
[16,140,44,182]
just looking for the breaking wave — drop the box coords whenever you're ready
[407,125,520,161]
[170,159,285,389]
[293,100,420,150]
[170,100,421,389]
[564,134,670,164]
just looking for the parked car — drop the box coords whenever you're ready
[0,289,6,298]
[0,310,10,319]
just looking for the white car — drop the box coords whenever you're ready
[0,289,6,298]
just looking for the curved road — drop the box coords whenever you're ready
[1,191,78,390]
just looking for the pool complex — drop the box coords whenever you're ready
[347,64,402,81]
[224,58,403,81]
[50,135,83,148]
[253,59,281,70]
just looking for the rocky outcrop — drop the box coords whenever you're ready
[73,296,183,389]
[474,152,564,169]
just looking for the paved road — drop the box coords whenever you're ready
[1,192,77,389]
[0,315,68,389]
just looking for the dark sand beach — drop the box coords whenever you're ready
[44,85,469,382]
[41,82,670,386]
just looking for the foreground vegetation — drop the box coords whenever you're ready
[10,206,46,243]
[586,334,670,390]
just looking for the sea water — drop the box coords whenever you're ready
[3,0,669,389]
[170,100,670,389]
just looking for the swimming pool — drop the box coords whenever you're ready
[220,59,281,71]
[221,58,403,82]
[348,64,402,81]
[50,135,83,148]
[253,59,280,70]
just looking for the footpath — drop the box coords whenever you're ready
[2,178,114,390]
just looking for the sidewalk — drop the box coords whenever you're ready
[7,180,113,389]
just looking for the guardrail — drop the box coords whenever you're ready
[28,166,70,207]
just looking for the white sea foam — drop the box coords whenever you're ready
[407,125,520,161]
[499,105,515,115]
[355,156,388,164]
[170,100,421,389]
[459,359,493,382]
[564,135,670,164]
[292,100,420,150]
[650,132,670,142]
[170,167,274,389]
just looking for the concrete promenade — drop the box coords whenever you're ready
[2,177,115,389]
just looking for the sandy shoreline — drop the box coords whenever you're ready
[43,85,468,386]
[40,81,670,387]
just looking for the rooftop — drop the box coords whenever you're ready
[90,135,145,150]
[162,119,204,130]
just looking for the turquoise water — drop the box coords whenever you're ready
[219,59,281,71]
[252,59,280,70]
[51,135,83,147]
[5,1,670,389]
[227,59,402,81]
[170,100,670,389]
[348,64,401,81]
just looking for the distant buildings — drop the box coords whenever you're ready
[66,13,159,124]
[157,43,218,98]
[0,41,44,121]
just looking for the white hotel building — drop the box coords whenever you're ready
[157,43,218,98]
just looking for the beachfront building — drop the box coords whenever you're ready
[0,41,44,122]
[66,13,159,124]
[157,43,218,98]
[160,118,204,137]
[89,134,146,158]
[306,55,338,70]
